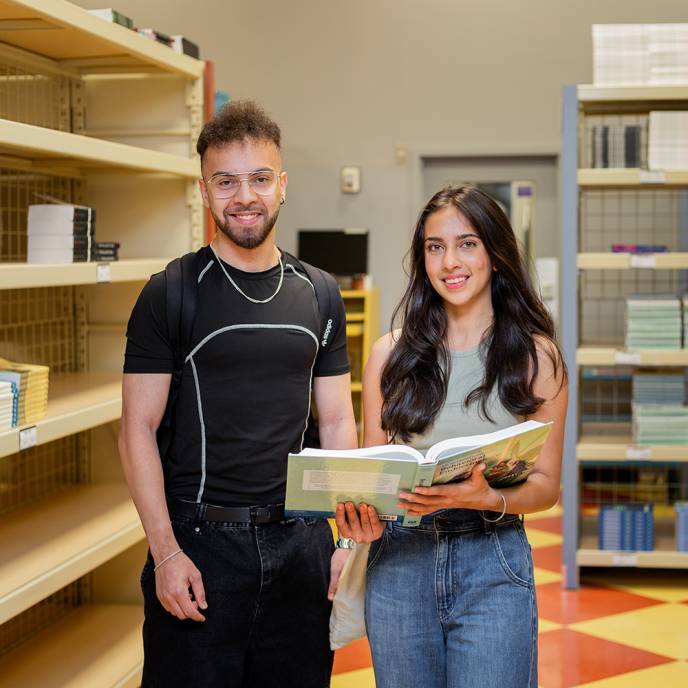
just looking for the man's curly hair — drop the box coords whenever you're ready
[196,100,281,159]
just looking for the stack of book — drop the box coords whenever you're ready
[92,241,120,262]
[171,35,200,59]
[649,111,688,170]
[28,205,95,264]
[590,125,641,168]
[676,502,688,552]
[632,371,686,405]
[625,294,682,350]
[598,503,654,551]
[593,24,688,86]
[0,359,49,426]
[633,403,688,445]
[87,8,134,29]
[684,294,688,346]
[647,24,688,85]
[137,28,173,47]
[0,380,18,431]
[593,24,647,86]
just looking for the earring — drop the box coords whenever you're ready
[280,197,285,205]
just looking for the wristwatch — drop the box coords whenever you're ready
[336,536,355,549]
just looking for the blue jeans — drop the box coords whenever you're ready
[365,510,537,688]
[140,513,334,688]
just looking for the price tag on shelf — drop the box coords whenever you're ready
[96,263,111,283]
[19,426,37,450]
[626,447,652,460]
[630,254,657,269]
[639,170,666,184]
[614,351,641,365]
[612,553,638,566]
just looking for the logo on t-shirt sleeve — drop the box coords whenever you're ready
[322,318,333,347]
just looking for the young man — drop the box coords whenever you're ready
[119,101,376,687]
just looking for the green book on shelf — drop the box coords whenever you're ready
[285,420,553,527]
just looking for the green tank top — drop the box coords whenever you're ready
[409,345,521,451]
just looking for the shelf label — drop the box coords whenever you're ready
[614,351,641,365]
[96,264,111,283]
[630,254,657,269]
[19,426,37,450]
[612,553,638,566]
[626,447,652,460]
[639,170,666,184]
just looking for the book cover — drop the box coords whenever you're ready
[285,420,552,527]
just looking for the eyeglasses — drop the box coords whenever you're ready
[202,170,282,199]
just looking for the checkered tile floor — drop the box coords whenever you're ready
[331,506,688,687]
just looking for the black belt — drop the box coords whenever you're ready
[169,498,285,524]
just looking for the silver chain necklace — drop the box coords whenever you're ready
[209,243,284,304]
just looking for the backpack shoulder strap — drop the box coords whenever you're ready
[284,252,339,348]
[165,249,202,375]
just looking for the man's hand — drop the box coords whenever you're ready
[327,547,352,600]
[335,501,386,543]
[154,552,208,622]
[398,463,502,516]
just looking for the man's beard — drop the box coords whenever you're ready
[212,204,280,249]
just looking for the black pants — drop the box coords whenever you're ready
[140,514,335,688]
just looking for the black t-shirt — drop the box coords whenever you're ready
[124,247,350,506]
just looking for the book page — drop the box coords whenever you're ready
[303,470,401,495]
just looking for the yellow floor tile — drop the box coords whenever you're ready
[332,667,376,688]
[584,571,688,604]
[538,618,562,634]
[570,603,688,661]
[527,504,562,520]
[573,661,688,688]
[526,529,562,548]
[534,566,562,585]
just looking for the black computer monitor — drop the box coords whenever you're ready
[297,229,368,276]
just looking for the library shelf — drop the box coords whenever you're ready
[578,517,688,569]
[0,119,199,177]
[577,436,688,462]
[577,84,688,103]
[577,347,688,367]
[577,252,688,270]
[0,604,143,688]
[0,0,203,78]
[0,484,144,624]
[0,257,170,290]
[578,168,688,188]
[0,372,122,459]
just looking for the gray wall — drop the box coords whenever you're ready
[77,0,688,328]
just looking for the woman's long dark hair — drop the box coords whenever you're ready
[381,185,566,442]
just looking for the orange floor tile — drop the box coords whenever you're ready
[331,512,688,688]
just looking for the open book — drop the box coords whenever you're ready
[285,420,553,527]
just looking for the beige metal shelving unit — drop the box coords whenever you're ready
[561,84,688,587]
[341,289,379,442]
[0,1,204,683]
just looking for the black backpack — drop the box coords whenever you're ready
[156,247,340,459]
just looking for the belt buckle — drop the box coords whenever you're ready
[251,506,271,524]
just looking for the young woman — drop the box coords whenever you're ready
[361,186,567,688]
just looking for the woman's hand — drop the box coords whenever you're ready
[398,463,503,516]
[335,501,386,543]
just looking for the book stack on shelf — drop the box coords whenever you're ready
[677,502,688,552]
[27,205,120,264]
[632,371,686,405]
[684,295,688,344]
[625,294,682,350]
[0,359,49,425]
[649,111,688,170]
[0,380,17,431]
[87,8,134,29]
[593,23,688,86]
[633,404,688,446]
[598,503,654,551]
[590,125,641,168]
